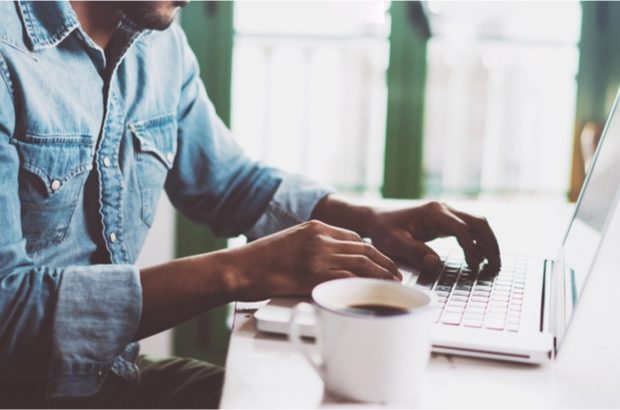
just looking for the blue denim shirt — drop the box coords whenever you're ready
[0,1,332,398]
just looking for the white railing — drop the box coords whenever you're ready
[231,2,390,197]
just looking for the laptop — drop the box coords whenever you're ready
[254,88,620,364]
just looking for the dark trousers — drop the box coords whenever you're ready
[0,356,225,409]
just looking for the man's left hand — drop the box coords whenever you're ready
[312,196,501,273]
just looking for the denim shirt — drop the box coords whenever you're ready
[0,1,332,397]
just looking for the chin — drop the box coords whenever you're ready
[118,1,188,31]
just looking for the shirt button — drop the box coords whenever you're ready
[109,232,117,243]
[103,156,111,168]
[166,152,174,163]
[50,179,61,191]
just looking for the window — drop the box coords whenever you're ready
[423,1,582,199]
[231,1,390,197]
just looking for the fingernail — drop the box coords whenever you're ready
[423,254,440,269]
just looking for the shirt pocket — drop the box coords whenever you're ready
[129,114,177,227]
[11,132,95,253]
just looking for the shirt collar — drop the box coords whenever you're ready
[16,1,80,51]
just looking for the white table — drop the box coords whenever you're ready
[220,199,620,408]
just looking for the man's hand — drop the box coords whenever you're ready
[226,220,401,300]
[312,196,501,273]
[364,202,501,271]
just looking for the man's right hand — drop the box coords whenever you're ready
[224,220,401,301]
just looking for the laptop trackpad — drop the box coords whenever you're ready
[254,297,315,338]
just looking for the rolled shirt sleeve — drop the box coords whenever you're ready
[49,264,142,397]
[244,174,336,239]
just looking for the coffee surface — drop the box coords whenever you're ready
[343,303,409,317]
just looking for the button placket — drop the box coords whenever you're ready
[97,91,129,263]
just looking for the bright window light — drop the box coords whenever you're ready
[423,1,582,199]
[231,1,390,197]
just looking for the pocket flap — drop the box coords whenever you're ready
[129,114,178,169]
[12,133,94,196]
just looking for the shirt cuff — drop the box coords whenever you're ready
[48,264,142,398]
[244,174,336,239]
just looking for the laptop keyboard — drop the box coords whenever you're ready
[409,253,528,332]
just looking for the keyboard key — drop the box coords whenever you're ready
[445,309,465,318]
[447,300,467,308]
[485,310,505,319]
[435,285,452,293]
[441,313,463,325]
[491,296,509,304]
[466,310,486,319]
[463,318,483,328]
[471,296,489,304]
[484,319,505,330]
[466,305,486,313]
[511,293,524,300]
[468,301,488,310]
[454,285,472,293]
[488,305,507,314]
[507,323,520,332]
[449,295,468,302]
[507,316,520,324]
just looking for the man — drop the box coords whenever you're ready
[0,1,500,408]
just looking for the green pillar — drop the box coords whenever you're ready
[173,1,235,366]
[382,1,430,199]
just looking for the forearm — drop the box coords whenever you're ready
[311,194,376,237]
[136,249,243,340]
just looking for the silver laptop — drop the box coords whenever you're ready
[254,88,620,364]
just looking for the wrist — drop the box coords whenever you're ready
[213,247,267,301]
[311,194,377,237]
[201,248,252,298]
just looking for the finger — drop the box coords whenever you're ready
[329,254,399,281]
[435,213,482,270]
[330,240,400,278]
[322,270,357,282]
[305,220,363,242]
[450,210,501,270]
[384,232,441,271]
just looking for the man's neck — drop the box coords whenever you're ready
[70,1,121,50]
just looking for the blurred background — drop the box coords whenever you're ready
[137,1,620,365]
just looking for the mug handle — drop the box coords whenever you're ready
[288,302,325,379]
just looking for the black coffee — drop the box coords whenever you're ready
[342,303,410,317]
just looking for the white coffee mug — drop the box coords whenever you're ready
[288,277,434,404]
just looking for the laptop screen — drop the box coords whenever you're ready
[561,91,620,316]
